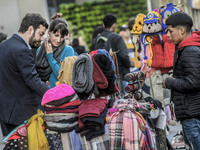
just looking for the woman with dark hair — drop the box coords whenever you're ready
[92,25,105,40]
[90,25,105,51]
[35,13,75,88]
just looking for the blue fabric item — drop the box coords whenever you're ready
[70,130,82,150]
[46,45,74,88]
[117,80,128,96]
[0,34,49,125]
[142,83,151,95]
[181,118,200,150]
[97,49,117,81]
[74,51,78,56]
[44,105,78,111]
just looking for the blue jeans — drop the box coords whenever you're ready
[181,118,200,150]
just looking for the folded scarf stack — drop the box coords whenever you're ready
[42,84,81,132]
[75,98,108,141]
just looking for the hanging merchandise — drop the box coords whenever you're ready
[140,10,163,67]
[124,71,145,101]
[131,13,146,68]
[57,56,78,86]
[159,2,183,37]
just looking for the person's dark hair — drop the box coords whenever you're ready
[18,13,48,33]
[72,38,79,47]
[49,13,69,38]
[0,33,7,43]
[166,12,193,33]
[103,13,117,29]
[128,17,136,30]
[92,25,105,40]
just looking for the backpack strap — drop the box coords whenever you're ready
[97,36,108,42]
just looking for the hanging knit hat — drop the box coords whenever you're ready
[73,53,94,94]
[41,84,75,106]
[91,53,108,89]
[131,13,146,68]
[94,53,116,94]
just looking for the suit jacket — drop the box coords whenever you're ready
[0,34,49,125]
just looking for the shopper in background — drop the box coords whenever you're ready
[72,37,86,55]
[119,24,141,72]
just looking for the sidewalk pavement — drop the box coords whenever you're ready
[167,121,186,150]
[0,124,4,149]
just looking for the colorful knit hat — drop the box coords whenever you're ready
[131,13,146,68]
[42,84,75,106]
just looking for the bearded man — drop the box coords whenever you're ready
[0,13,49,136]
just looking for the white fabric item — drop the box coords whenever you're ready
[151,70,163,102]
[150,108,160,119]
[155,109,167,130]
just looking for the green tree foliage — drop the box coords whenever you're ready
[60,0,147,48]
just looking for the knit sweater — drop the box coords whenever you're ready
[46,45,74,88]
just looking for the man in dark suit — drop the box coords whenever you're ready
[0,13,49,136]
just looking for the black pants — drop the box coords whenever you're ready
[1,122,17,136]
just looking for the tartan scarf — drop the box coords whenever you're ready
[109,104,146,150]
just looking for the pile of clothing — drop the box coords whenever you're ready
[75,98,108,141]
[42,84,81,132]
[73,50,117,100]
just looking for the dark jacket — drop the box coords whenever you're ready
[165,31,200,121]
[0,34,49,125]
[91,30,130,80]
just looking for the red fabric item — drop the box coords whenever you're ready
[78,98,108,118]
[151,34,175,70]
[89,50,98,55]
[151,36,164,68]
[78,118,85,128]
[6,131,21,144]
[45,108,78,114]
[162,34,175,68]
[90,53,108,89]
[170,103,175,120]
[44,99,81,109]
[115,83,119,92]
[178,31,200,50]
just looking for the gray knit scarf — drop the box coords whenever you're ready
[73,53,94,94]
[35,40,65,81]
